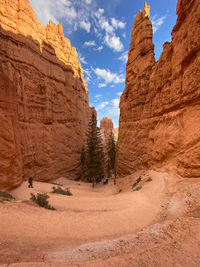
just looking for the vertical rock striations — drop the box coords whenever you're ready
[100,117,114,143]
[100,117,114,173]
[0,0,91,189]
[116,0,200,178]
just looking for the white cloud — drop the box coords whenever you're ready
[104,34,123,52]
[118,50,128,63]
[30,0,125,52]
[84,40,96,47]
[112,98,120,109]
[79,54,87,64]
[95,46,103,51]
[99,83,107,88]
[85,0,92,4]
[84,68,91,83]
[97,101,109,110]
[151,15,167,33]
[80,21,91,33]
[111,18,126,29]
[95,94,102,98]
[117,92,122,96]
[100,20,114,33]
[94,68,125,84]
[94,8,104,19]
[30,0,77,27]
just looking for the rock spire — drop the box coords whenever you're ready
[116,0,200,178]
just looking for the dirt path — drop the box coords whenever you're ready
[1,171,200,266]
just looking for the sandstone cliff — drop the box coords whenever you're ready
[100,117,114,143]
[116,0,200,178]
[100,117,114,173]
[0,0,91,189]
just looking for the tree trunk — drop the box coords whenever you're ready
[114,170,116,185]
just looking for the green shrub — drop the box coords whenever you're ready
[146,177,152,182]
[0,191,14,202]
[30,193,55,210]
[50,182,63,186]
[132,176,142,189]
[133,186,142,191]
[51,186,72,196]
[118,189,122,193]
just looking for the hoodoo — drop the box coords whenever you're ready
[116,0,200,177]
[0,0,91,189]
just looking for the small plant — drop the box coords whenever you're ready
[146,177,152,182]
[30,193,55,210]
[50,182,63,186]
[133,186,142,191]
[0,191,14,202]
[51,186,72,196]
[119,189,122,193]
[132,176,142,189]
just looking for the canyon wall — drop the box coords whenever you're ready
[116,0,200,178]
[100,117,114,143]
[0,0,91,189]
[100,117,114,175]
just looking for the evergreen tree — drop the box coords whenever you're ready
[85,112,104,186]
[81,145,86,179]
[107,132,116,185]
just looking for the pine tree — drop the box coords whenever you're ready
[85,112,104,186]
[107,132,116,185]
[81,145,86,179]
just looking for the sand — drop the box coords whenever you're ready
[1,170,200,266]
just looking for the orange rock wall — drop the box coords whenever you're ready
[100,117,114,174]
[0,0,90,189]
[116,0,200,178]
[100,117,114,143]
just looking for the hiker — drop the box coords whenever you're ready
[28,177,33,188]
[103,178,108,185]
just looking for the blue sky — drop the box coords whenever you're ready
[30,0,177,128]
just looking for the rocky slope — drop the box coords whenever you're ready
[0,0,91,189]
[116,0,200,177]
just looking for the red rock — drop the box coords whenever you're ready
[100,117,114,172]
[116,0,200,178]
[100,117,114,142]
[0,0,91,189]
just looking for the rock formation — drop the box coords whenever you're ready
[100,117,114,143]
[100,117,114,174]
[0,0,91,189]
[116,0,200,178]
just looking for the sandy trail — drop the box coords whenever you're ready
[0,171,168,264]
[2,171,200,266]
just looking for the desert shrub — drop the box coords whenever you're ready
[118,189,122,193]
[30,193,55,210]
[50,182,63,186]
[132,176,142,189]
[0,191,14,202]
[51,186,72,196]
[146,177,152,182]
[134,186,142,191]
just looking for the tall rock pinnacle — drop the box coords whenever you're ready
[126,2,155,85]
[116,0,200,178]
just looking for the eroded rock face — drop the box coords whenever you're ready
[100,117,114,143]
[0,0,90,189]
[116,0,200,178]
[100,117,114,172]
